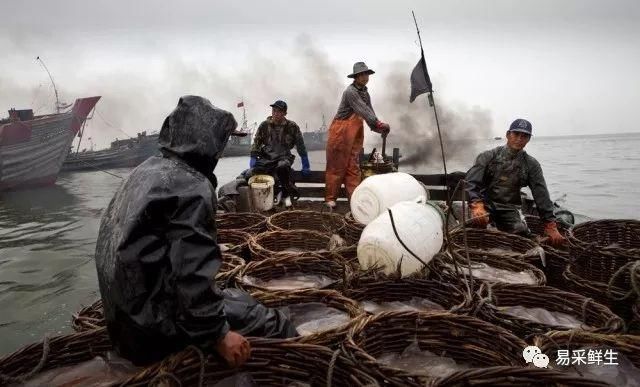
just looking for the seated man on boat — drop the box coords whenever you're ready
[325,61,390,208]
[248,100,311,207]
[94,96,297,367]
[465,118,566,247]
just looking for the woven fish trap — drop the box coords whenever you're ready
[562,264,632,322]
[0,327,117,385]
[344,276,472,315]
[568,219,640,289]
[235,254,350,292]
[533,330,640,369]
[474,283,624,340]
[426,365,611,387]
[216,212,267,233]
[249,288,362,347]
[71,299,104,332]
[121,339,379,387]
[267,210,346,235]
[427,250,547,288]
[342,212,365,245]
[343,311,527,386]
[217,229,251,259]
[249,229,341,261]
[449,227,545,269]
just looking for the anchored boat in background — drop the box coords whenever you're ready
[0,96,101,191]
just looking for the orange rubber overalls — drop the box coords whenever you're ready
[325,113,364,202]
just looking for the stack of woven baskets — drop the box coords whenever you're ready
[2,210,639,386]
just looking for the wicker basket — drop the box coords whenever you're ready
[121,338,379,387]
[249,288,362,347]
[562,264,632,322]
[568,219,640,289]
[475,283,624,339]
[344,311,527,386]
[342,212,366,245]
[533,330,640,369]
[249,229,338,261]
[427,366,611,387]
[344,277,471,315]
[0,328,116,385]
[267,210,346,235]
[216,212,267,233]
[428,250,547,288]
[524,214,569,237]
[449,227,545,269]
[72,299,104,332]
[235,255,350,292]
[217,229,252,260]
[215,253,246,284]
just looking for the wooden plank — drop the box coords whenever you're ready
[292,170,467,186]
[296,186,467,201]
[297,186,347,199]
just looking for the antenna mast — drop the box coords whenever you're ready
[36,56,62,113]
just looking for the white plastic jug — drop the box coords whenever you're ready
[357,197,444,277]
[350,172,427,225]
[247,175,275,212]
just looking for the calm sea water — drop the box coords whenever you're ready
[0,133,638,355]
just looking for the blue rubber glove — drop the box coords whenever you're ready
[249,156,256,168]
[301,156,311,177]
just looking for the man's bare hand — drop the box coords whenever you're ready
[216,331,251,368]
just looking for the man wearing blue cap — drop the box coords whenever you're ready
[465,119,566,247]
[249,100,310,207]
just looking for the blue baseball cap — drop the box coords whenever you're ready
[508,119,532,135]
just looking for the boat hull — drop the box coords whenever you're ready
[0,97,100,191]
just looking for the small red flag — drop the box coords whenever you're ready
[237,102,244,108]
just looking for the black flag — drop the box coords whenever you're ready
[409,54,433,103]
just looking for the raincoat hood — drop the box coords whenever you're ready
[159,95,237,177]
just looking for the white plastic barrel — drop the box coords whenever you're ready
[357,197,444,277]
[247,175,275,212]
[350,172,427,225]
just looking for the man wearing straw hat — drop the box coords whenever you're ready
[465,118,566,247]
[324,61,391,208]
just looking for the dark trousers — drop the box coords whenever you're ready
[251,158,295,197]
[490,207,531,236]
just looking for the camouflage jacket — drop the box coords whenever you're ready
[250,117,307,159]
[465,145,556,221]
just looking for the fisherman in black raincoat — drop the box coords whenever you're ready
[94,96,296,367]
[465,119,566,247]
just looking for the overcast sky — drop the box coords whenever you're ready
[1,0,639,149]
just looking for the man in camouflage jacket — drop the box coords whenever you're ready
[465,118,566,247]
[249,100,310,207]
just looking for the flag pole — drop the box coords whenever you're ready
[412,11,450,203]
